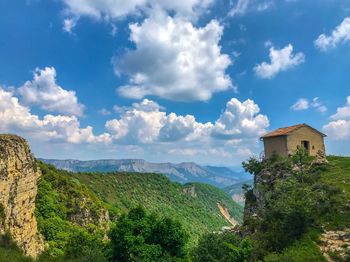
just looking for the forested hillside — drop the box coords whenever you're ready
[71,170,243,242]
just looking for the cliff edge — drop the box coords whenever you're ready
[0,134,44,257]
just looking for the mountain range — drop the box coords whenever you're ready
[39,158,251,188]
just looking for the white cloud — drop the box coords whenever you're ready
[114,14,233,101]
[106,97,268,145]
[105,99,166,143]
[323,96,350,140]
[1,82,269,164]
[228,0,273,17]
[0,87,110,144]
[17,67,85,116]
[63,17,78,33]
[62,0,213,21]
[291,97,327,113]
[212,98,269,139]
[291,98,309,111]
[254,44,305,79]
[104,97,268,163]
[314,17,350,51]
[323,120,350,140]
[229,0,250,17]
[331,96,350,120]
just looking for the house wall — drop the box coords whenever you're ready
[263,136,288,158]
[286,126,325,156]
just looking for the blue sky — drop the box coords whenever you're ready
[0,0,350,165]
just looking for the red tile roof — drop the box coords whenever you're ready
[261,124,326,139]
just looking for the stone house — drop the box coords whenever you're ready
[261,124,326,158]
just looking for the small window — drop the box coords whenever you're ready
[312,145,315,150]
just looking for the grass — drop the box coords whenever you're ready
[264,234,326,262]
[318,156,350,229]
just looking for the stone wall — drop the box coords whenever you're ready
[0,134,44,257]
[263,136,288,158]
[287,126,325,156]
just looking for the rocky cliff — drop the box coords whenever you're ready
[0,134,44,257]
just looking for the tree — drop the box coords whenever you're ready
[191,232,253,262]
[109,207,188,261]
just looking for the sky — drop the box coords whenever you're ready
[0,0,350,165]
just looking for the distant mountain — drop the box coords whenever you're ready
[39,158,251,188]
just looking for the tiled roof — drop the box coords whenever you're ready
[261,124,326,138]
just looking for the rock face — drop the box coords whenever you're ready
[68,197,110,232]
[320,230,350,262]
[0,134,44,257]
[244,168,288,221]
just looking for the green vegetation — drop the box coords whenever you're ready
[190,151,349,261]
[2,153,349,261]
[72,171,243,244]
[318,156,350,229]
[109,206,188,261]
[30,162,242,260]
[0,233,32,262]
[191,232,253,262]
[35,162,108,259]
[241,151,349,260]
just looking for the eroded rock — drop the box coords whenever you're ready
[0,134,44,258]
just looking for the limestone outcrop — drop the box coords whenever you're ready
[320,230,350,262]
[0,134,44,257]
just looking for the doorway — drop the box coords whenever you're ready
[301,140,310,154]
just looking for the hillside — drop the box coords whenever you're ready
[241,153,350,261]
[319,156,350,229]
[224,180,253,205]
[70,171,243,243]
[40,158,250,188]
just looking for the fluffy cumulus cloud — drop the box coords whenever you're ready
[323,96,350,140]
[105,97,268,161]
[61,1,233,102]
[323,120,350,140]
[291,97,327,113]
[212,98,269,139]
[0,82,269,163]
[0,87,110,144]
[105,99,167,143]
[114,14,232,101]
[254,44,305,79]
[314,17,350,51]
[62,0,213,20]
[17,67,85,116]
